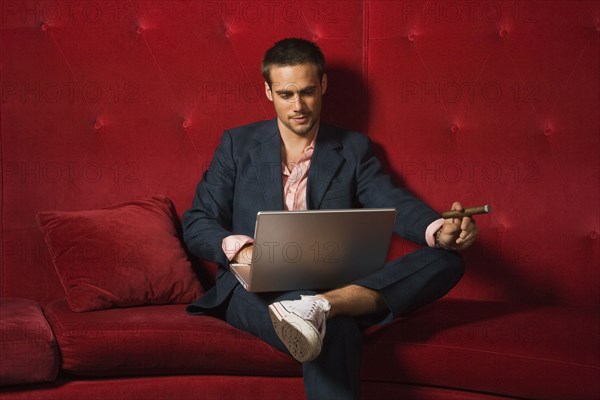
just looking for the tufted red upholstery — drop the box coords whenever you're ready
[1,1,599,399]
[1,0,369,303]
[367,0,600,308]
[2,0,598,309]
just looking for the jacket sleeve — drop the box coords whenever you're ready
[355,136,441,245]
[182,130,236,267]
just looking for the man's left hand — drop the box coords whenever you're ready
[437,201,479,251]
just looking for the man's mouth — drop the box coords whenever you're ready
[291,114,309,123]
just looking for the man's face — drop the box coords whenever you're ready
[265,64,327,137]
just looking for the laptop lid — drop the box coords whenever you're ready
[234,208,396,292]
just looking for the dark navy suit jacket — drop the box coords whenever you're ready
[183,119,440,314]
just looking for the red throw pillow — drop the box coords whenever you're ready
[37,196,203,312]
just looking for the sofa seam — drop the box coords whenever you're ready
[394,342,600,369]
[362,0,369,133]
[0,110,3,297]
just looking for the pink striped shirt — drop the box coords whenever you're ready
[282,142,314,211]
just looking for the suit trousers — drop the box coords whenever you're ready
[224,247,465,400]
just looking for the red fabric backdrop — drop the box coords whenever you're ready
[1,0,599,308]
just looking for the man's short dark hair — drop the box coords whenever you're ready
[262,38,326,87]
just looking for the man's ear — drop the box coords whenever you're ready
[264,81,273,102]
[321,73,328,95]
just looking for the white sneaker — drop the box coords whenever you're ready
[268,295,331,362]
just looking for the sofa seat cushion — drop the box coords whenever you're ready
[43,298,300,377]
[0,298,59,386]
[43,297,600,399]
[362,299,600,400]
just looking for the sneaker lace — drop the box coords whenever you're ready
[306,303,320,321]
[299,299,327,329]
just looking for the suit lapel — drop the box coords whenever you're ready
[249,120,284,210]
[307,125,344,209]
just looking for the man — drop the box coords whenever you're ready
[183,38,478,400]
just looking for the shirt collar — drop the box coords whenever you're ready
[281,129,318,176]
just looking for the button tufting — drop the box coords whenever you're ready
[221,23,230,37]
[450,124,459,134]
[497,224,506,233]
[499,29,508,38]
[590,231,599,240]
[41,23,49,31]
[408,32,416,42]
[136,26,144,35]
[94,121,102,130]
[312,34,320,42]
[544,127,552,136]
[182,120,191,128]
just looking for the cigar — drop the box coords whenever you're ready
[442,205,491,219]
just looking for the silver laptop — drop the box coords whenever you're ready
[229,208,396,292]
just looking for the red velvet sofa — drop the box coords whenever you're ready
[1,1,598,399]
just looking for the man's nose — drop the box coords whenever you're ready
[292,95,304,111]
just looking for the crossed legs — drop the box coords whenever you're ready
[225,247,465,399]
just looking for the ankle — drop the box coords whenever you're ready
[314,294,335,319]
[318,285,385,319]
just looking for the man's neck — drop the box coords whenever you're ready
[278,120,319,168]
[278,120,319,150]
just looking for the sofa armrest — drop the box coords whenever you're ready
[0,298,59,386]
